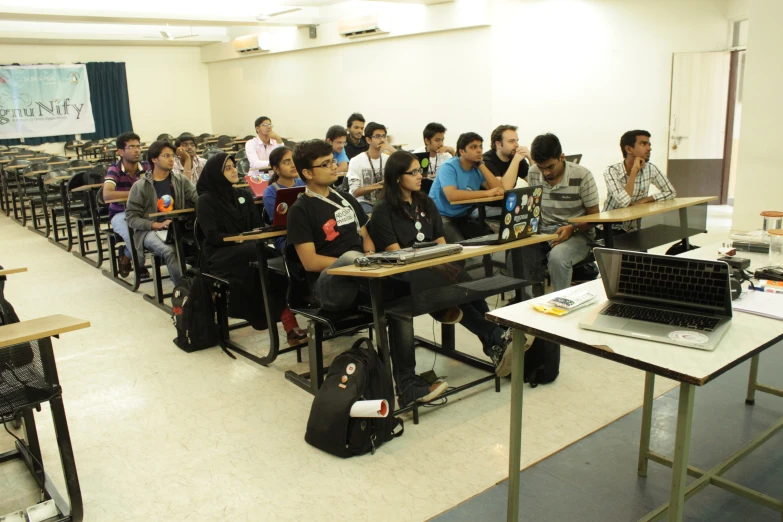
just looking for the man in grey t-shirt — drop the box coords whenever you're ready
[518,133,600,292]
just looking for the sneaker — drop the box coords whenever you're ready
[398,376,449,408]
[286,327,308,345]
[489,329,513,377]
[118,252,131,278]
[439,307,463,325]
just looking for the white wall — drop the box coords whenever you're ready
[732,0,783,231]
[490,0,730,199]
[0,44,212,150]
[207,26,493,149]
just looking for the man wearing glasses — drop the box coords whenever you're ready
[287,139,375,312]
[125,140,198,286]
[346,122,395,213]
[245,116,283,175]
[103,131,150,278]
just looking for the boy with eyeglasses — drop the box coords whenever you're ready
[346,121,395,214]
[287,139,375,311]
[125,140,198,286]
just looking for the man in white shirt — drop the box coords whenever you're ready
[346,122,393,214]
[245,116,283,175]
[603,130,676,232]
[413,122,455,178]
[173,133,206,183]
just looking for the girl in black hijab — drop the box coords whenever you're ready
[196,153,306,343]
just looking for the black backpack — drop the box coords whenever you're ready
[524,337,560,388]
[171,268,219,352]
[305,338,403,457]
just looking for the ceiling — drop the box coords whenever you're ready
[0,0,449,46]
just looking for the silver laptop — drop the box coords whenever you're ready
[355,244,462,266]
[579,248,732,351]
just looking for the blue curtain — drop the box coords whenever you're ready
[0,62,132,147]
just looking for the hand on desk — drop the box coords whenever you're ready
[550,224,574,247]
[485,187,505,198]
[152,220,171,230]
[630,196,655,206]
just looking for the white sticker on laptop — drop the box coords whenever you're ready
[668,331,709,344]
[334,207,355,227]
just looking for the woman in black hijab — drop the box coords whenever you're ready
[196,153,306,342]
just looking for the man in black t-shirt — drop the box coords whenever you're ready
[287,139,376,311]
[482,124,531,184]
[343,112,370,160]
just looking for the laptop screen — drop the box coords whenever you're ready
[594,248,732,315]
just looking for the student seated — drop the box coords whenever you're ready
[287,140,447,406]
[346,122,395,214]
[370,150,513,377]
[173,132,207,184]
[245,115,283,174]
[482,124,531,186]
[344,112,369,160]
[263,146,305,252]
[519,133,599,292]
[325,125,349,175]
[126,140,198,286]
[103,131,150,278]
[196,153,306,343]
[413,122,455,178]
[427,132,505,243]
[603,130,676,233]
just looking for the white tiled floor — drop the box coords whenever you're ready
[0,207,732,521]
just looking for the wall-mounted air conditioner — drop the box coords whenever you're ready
[337,14,389,38]
[233,33,272,54]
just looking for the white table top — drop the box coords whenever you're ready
[487,242,783,385]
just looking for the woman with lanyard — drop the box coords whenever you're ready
[369,151,514,388]
[196,153,307,345]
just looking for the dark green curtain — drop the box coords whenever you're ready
[80,62,133,140]
[0,62,132,147]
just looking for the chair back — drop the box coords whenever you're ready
[283,139,297,148]
[564,154,582,164]
[216,135,233,148]
[47,155,69,164]
[283,243,317,311]
[85,164,107,185]
[236,157,250,176]
[203,147,223,160]
[198,133,212,138]
[67,159,91,171]
[420,177,434,195]
[156,133,174,143]
[28,163,50,175]
[235,149,247,161]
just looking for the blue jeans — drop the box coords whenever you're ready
[142,231,183,286]
[110,212,132,258]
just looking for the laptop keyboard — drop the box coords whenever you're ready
[618,253,729,308]
[602,303,720,332]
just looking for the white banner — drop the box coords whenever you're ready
[0,64,95,139]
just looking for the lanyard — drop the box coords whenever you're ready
[428,153,438,176]
[403,201,427,241]
[305,187,362,236]
[366,152,383,182]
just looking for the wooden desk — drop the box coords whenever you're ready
[23,169,50,177]
[67,165,92,172]
[569,196,717,250]
[234,183,249,188]
[70,183,103,193]
[329,234,556,279]
[224,229,286,242]
[487,240,783,522]
[0,267,27,276]
[148,208,195,218]
[105,196,128,204]
[46,161,70,166]
[0,314,90,350]
[4,164,29,171]
[44,175,71,185]
[458,194,504,205]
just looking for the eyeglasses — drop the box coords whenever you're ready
[310,159,336,169]
[160,154,176,159]
[123,145,141,150]
[259,123,274,128]
[403,169,424,176]
[371,135,387,140]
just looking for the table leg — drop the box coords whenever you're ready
[603,222,614,249]
[638,372,656,477]
[668,383,695,522]
[368,279,390,365]
[507,328,526,522]
[253,241,281,365]
[746,354,760,405]
[171,219,187,274]
[678,208,691,250]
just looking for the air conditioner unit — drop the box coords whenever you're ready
[233,33,271,54]
[337,14,389,38]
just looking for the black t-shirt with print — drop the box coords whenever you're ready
[287,189,369,262]
[152,175,174,222]
[370,197,444,251]
[482,150,529,180]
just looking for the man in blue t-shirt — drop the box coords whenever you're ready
[326,125,349,175]
[428,132,505,242]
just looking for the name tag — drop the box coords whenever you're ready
[334,207,355,227]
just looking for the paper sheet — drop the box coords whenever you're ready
[349,399,389,418]
[733,290,783,321]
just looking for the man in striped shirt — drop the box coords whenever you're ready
[603,130,676,232]
[517,133,600,291]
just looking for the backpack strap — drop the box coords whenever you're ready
[391,417,404,438]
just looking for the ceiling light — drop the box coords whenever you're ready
[160,30,174,40]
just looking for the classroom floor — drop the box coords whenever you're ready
[0,206,739,521]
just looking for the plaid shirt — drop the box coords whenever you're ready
[603,161,676,231]
[172,155,206,184]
